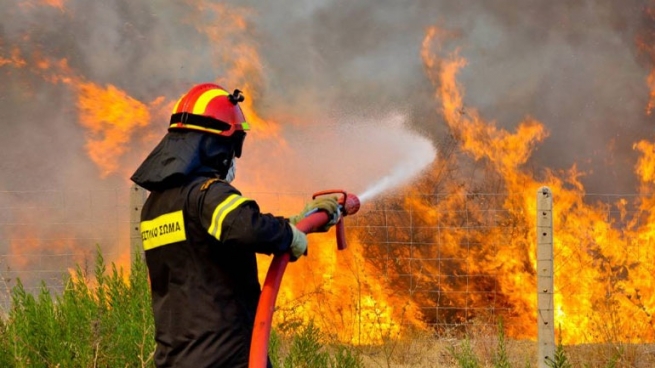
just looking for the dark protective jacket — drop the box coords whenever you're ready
[140,175,292,367]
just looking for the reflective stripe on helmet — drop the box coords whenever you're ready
[168,123,225,135]
[172,93,186,114]
[168,122,249,135]
[208,194,251,240]
[192,89,230,115]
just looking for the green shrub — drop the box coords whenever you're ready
[1,248,155,367]
[493,318,511,368]
[546,340,572,368]
[0,248,363,367]
[448,337,481,368]
[272,320,363,368]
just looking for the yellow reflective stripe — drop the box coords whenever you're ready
[141,210,187,251]
[169,123,224,135]
[208,194,251,240]
[192,89,229,115]
[241,122,250,130]
[172,94,185,113]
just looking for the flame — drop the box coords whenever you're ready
[18,0,66,10]
[263,230,425,345]
[76,82,152,178]
[0,44,163,178]
[0,47,27,68]
[245,191,424,345]
[190,0,282,141]
[6,207,89,289]
[41,0,65,9]
[419,25,655,344]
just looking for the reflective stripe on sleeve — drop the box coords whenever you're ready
[208,194,251,240]
[141,210,187,250]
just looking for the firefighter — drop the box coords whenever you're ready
[130,83,339,368]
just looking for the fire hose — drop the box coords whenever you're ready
[249,190,361,368]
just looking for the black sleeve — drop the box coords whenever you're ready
[222,201,293,255]
[199,182,293,255]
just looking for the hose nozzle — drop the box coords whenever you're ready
[343,193,360,216]
[311,190,360,251]
[312,190,360,217]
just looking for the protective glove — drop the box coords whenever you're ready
[289,196,340,232]
[289,223,308,262]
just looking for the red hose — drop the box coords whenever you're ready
[249,211,331,368]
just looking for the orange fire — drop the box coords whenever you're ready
[420,25,655,344]
[0,47,26,68]
[76,82,154,178]
[0,44,166,180]
[189,1,284,145]
[17,0,66,10]
[6,206,91,289]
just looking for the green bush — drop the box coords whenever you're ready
[1,248,155,367]
[0,248,363,367]
[274,320,364,368]
[448,337,481,368]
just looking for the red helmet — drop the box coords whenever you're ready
[169,83,250,137]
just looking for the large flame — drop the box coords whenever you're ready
[418,25,655,344]
[76,83,152,178]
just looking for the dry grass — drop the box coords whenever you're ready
[357,336,534,368]
[564,343,655,368]
[354,332,655,368]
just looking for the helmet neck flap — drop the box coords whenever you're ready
[130,131,244,191]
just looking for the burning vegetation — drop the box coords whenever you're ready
[2,0,655,348]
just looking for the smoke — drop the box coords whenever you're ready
[1,0,653,191]
[252,112,437,201]
[454,0,652,194]
[352,114,436,203]
[248,0,653,194]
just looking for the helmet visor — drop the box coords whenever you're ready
[233,131,246,158]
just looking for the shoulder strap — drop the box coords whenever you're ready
[186,178,217,226]
[200,178,224,191]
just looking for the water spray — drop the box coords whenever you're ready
[357,145,436,203]
[249,190,360,368]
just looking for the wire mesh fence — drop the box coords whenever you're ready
[0,185,653,351]
[0,188,132,309]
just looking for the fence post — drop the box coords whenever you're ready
[537,186,555,367]
[130,184,147,267]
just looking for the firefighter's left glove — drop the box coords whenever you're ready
[289,196,340,232]
[289,224,308,262]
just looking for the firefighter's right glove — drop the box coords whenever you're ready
[289,196,340,232]
[289,224,308,262]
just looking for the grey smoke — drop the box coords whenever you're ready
[1,0,652,192]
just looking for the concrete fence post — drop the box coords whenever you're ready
[130,184,147,267]
[537,186,555,367]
